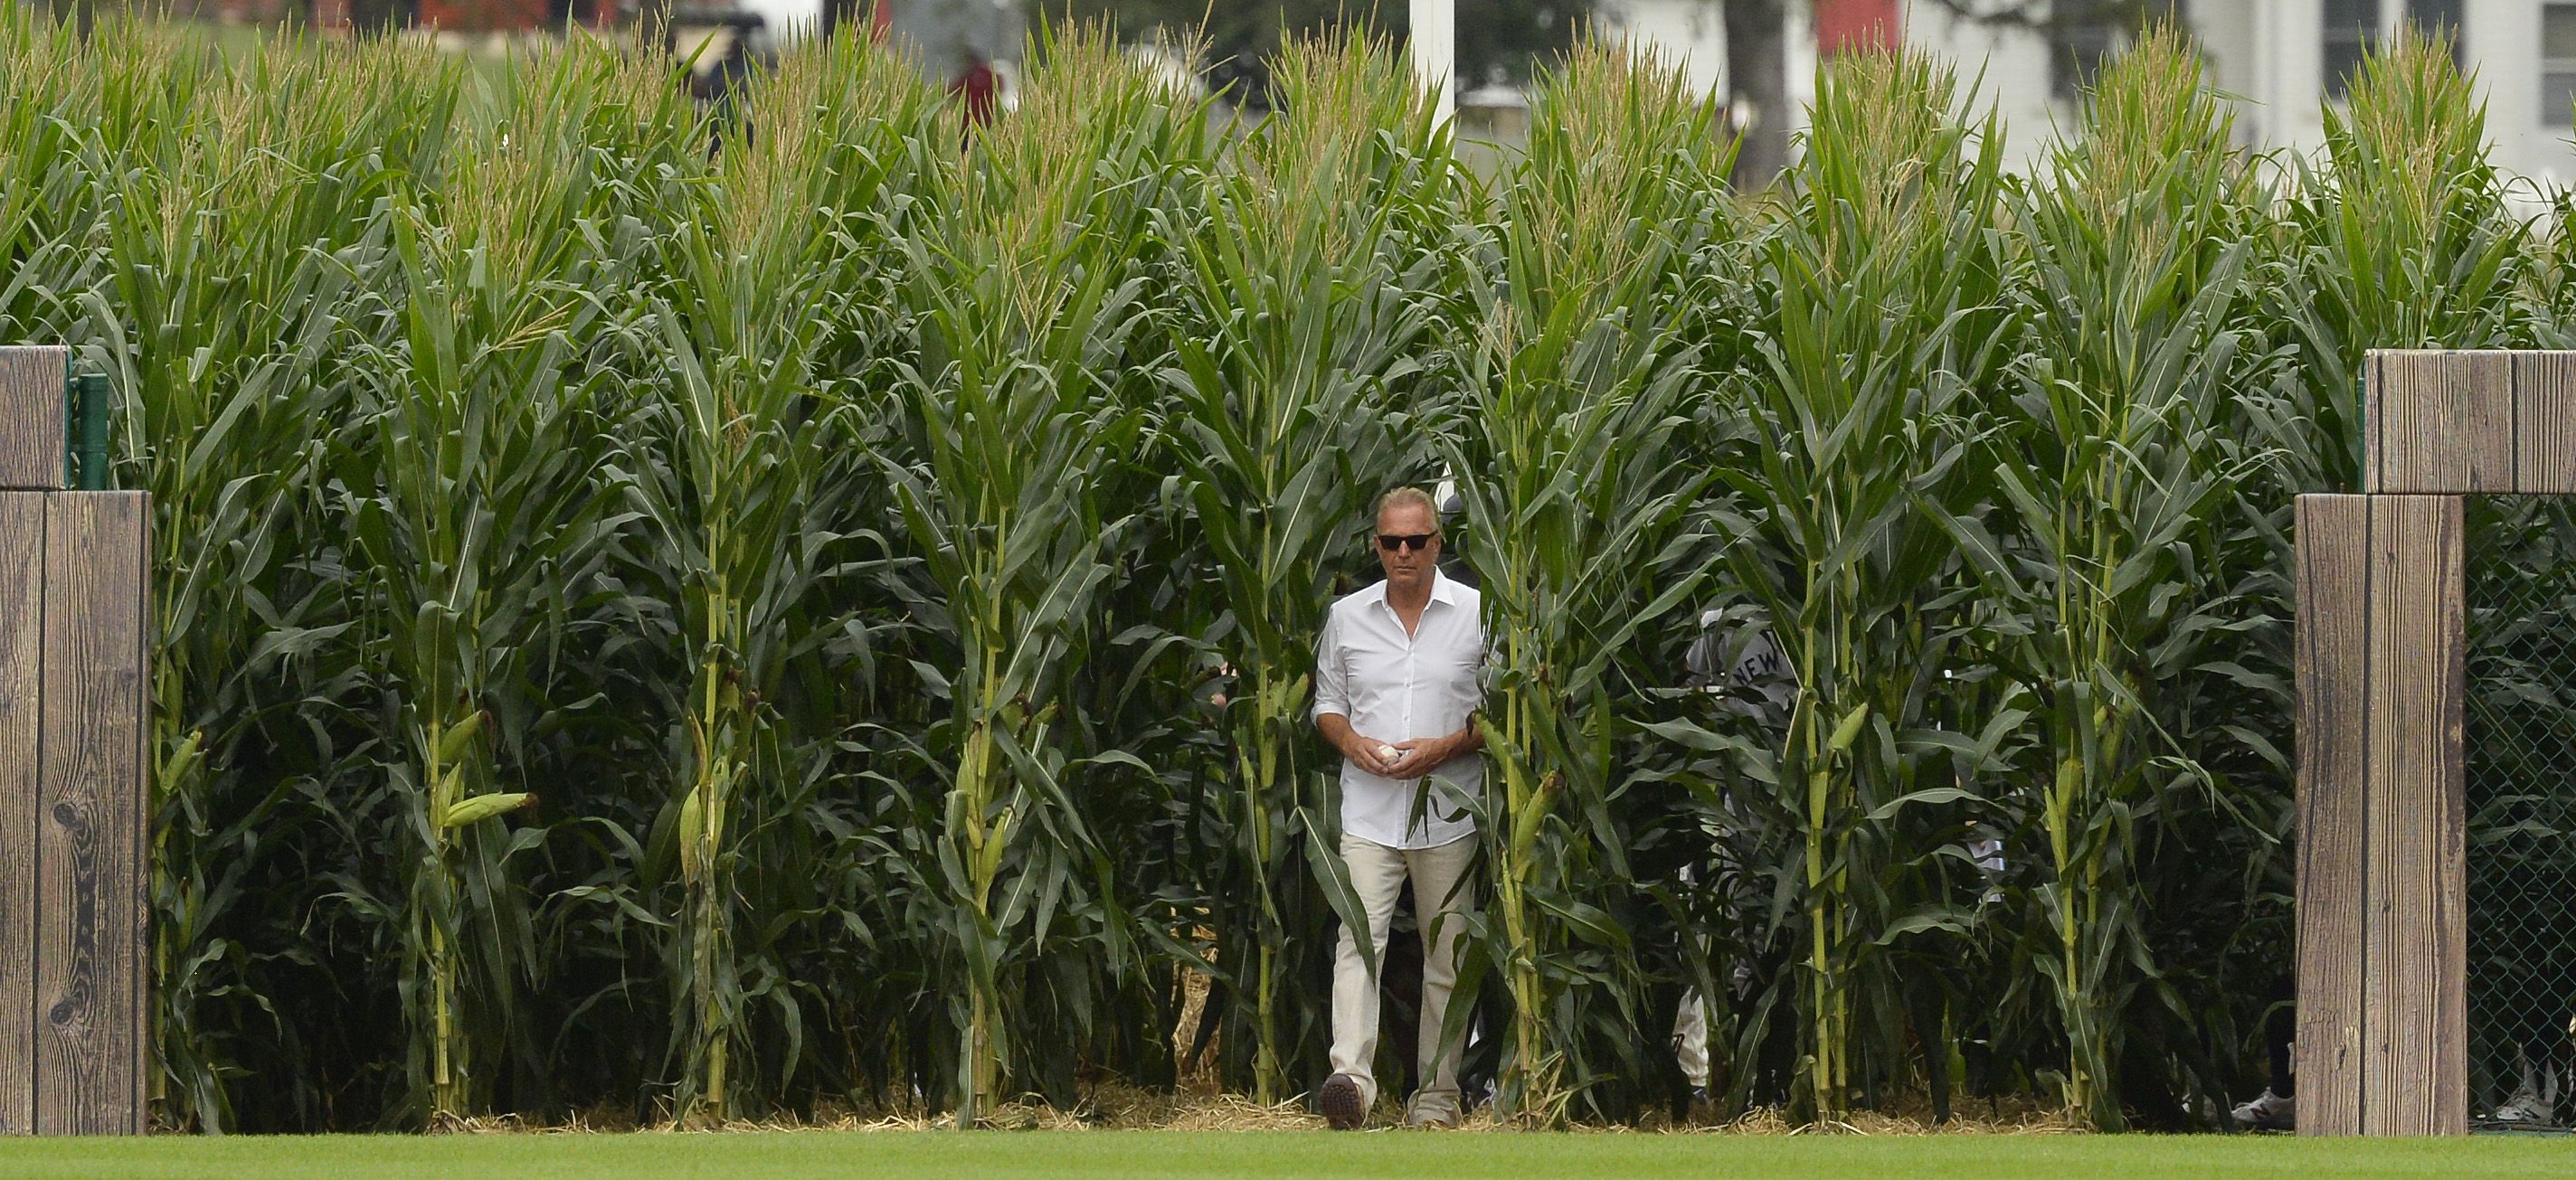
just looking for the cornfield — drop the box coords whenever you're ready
[1,11,2560,1132]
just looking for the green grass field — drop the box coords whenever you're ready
[0,1132,2566,1179]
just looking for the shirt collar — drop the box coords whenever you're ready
[1428,567,1459,607]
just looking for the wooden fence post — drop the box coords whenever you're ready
[2359,494,2467,1137]
[0,352,149,1136]
[0,347,67,492]
[0,494,42,1135]
[2297,348,2576,1136]
[34,492,149,1135]
[2513,353,2576,495]
[2365,351,2514,494]
[2295,492,2469,1138]
[2296,493,2369,1137]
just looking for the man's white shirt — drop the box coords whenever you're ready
[1312,569,1482,850]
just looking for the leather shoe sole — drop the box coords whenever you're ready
[1318,1075,1366,1130]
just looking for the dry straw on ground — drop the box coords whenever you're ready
[431,1082,2076,1137]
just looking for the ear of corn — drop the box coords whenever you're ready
[0,9,2518,1131]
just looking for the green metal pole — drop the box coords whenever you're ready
[78,372,109,491]
[64,368,77,487]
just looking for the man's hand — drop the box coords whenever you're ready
[1392,720,1482,779]
[1320,713,1405,777]
[1348,732,1406,778]
[1387,735,1451,777]
[1317,713,1481,779]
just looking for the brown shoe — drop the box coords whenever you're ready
[1318,1074,1367,1129]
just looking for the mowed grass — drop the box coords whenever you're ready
[0,1132,2567,1180]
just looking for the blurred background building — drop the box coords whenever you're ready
[134,0,2576,190]
[1584,2,2575,192]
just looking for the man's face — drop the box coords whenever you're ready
[1376,501,1442,593]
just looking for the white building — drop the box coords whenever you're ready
[1591,1,2576,186]
[2204,1,2574,187]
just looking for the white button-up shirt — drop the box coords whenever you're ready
[1312,569,1482,850]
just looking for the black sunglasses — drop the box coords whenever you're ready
[1377,533,1439,552]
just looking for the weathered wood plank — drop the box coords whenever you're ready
[2367,351,2515,494]
[2463,351,2517,494]
[130,501,151,1133]
[0,348,67,492]
[2364,353,2383,493]
[34,493,147,1136]
[0,494,43,1134]
[2361,495,2467,1136]
[2431,498,2468,1138]
[2515,352,2576,494]
[2362,494,2410,1136]
[2297,495,2372,1137]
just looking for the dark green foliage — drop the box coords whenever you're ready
[0,10,2517,1133]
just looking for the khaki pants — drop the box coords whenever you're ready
[1673,988,1710,1090]
[1329,832,1475,1122]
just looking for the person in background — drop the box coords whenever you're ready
[950,50,1000,127]
[1671,610,1792,1103]
[1311,486,1485,1129]
[1668,615,2005,1107]
[2230,984,2296,1130]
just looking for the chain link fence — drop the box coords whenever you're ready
[2467,496,2576,1130]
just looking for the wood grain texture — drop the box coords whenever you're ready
[2367,351,2514,494]
[2515,352,2576,494]
[2434,498,2468,1138]
[2296,495,2371,1137]
[130,505,150,1132]
[2364,353,2382,493]
[0,494,43,1134]
[2465,351,2517,493]
[34,493,147,1136]
[2361,495,2467,1137]
[0,348,67,492]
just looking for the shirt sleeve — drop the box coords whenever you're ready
[1311,606,1349,721]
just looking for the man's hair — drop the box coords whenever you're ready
[1374,486,1440,529]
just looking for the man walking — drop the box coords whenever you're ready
[1312,486,1485,1129]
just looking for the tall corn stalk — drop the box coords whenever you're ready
[34,23,462,1128]
[1443,43,1729,1124]
[1157,33,1454,1102]
[883,28,1193,1123]
[1721,49,2011,1119]
[334,42,684,1122]
[2260,29,2526,494]
[1946,30,2275,1128]
[620,33,931,1120]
